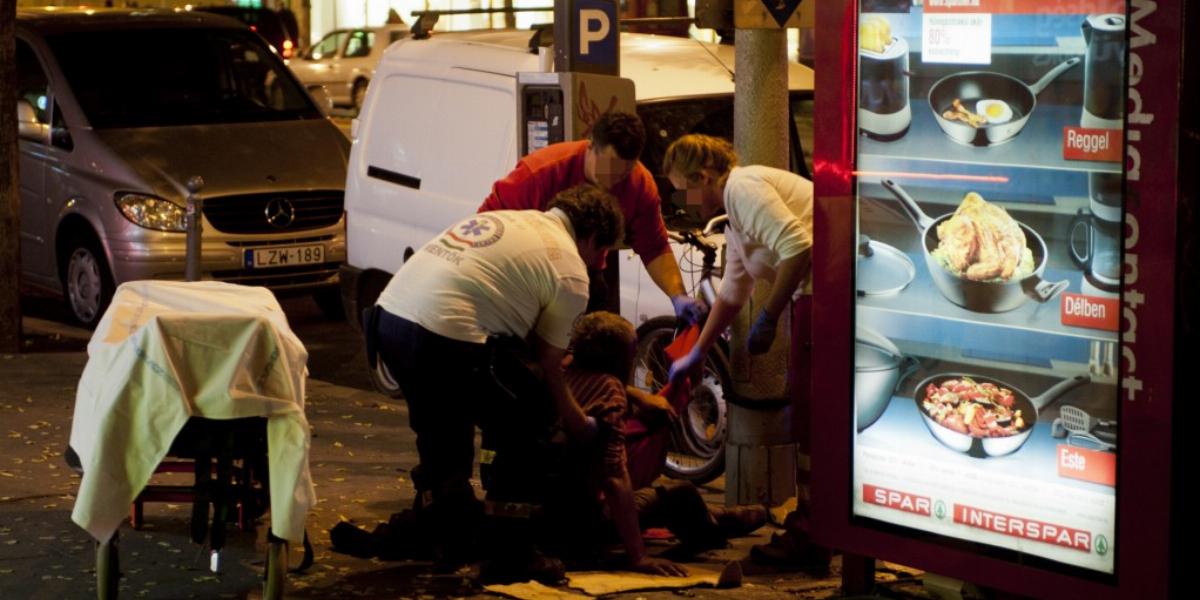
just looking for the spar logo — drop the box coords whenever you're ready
[954,504,1093,553]
[864,485,932,517]
[441,215,505,251]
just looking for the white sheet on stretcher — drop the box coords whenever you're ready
[69,281,315,544]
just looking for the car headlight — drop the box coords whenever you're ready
[115,193,186,232]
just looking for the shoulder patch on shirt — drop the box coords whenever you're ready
[445,215,506,249]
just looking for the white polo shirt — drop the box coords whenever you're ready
[377,208,590,349]
[719,165,814,305]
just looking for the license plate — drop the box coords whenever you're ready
[244,244,324,269]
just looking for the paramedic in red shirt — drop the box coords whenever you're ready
[479,111,704,323]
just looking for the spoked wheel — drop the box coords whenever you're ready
[633,317,730,485]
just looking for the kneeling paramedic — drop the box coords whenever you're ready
[369,184,624,569]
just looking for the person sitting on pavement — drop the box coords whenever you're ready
[661,134,828,572]
[539,312,766,574]
[368,183,624,572]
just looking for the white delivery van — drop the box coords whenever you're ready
[340,28,814,382]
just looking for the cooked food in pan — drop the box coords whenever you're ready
[931,192,1034,282]
[942,98,1017,127]
[943,99,988,128]
[975,99,1014,124]
[921,377,1027,438]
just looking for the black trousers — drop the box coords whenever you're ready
[375,310,488,551]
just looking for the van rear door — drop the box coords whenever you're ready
[351,67,518,274]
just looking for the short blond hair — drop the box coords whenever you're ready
[662,134,738,183]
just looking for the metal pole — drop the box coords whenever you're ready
[726,27,795,508]
[184,176,205,283]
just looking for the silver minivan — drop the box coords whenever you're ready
[15,8,349,326]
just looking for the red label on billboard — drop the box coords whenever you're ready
[1057,444,1117,486]
[924,0,1125,14]
[953,504,1092,552]
[1062,127,1124,162]
[1061,293,1120,331]
[864,484,932,516]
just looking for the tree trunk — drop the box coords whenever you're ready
[0,0,22,352]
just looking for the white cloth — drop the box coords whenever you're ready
[719,165,814,305]
[70,281,314,544]
[377,208,590,349]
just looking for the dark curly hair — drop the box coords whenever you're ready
[591,111,646,161]
[570,311,637,380]
[548,184,624,249]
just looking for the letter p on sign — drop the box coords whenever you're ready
[580,9,610,55]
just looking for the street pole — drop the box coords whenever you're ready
[726,23,796,507]
[1,0,22,353]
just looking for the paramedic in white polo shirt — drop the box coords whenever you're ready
[372,184,624,568]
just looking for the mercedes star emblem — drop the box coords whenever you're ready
[264,197,296,228]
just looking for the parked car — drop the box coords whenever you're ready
[194,5,300,60]
[14,8,350,326]
[289,24,411,110]
[339,28,814,337]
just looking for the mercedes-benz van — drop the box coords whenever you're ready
[15,8,350,326]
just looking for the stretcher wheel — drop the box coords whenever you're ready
[96,531,119,600]
[263,538,286,600]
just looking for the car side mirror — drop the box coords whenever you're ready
[16,99,49,144]
[307,85,333,116]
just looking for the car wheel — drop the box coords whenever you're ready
[351,78,369,112]
[62,237,115,329]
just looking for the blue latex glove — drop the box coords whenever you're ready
[668,349,703,387]
[747,310,778,355]
[671,295,708,325]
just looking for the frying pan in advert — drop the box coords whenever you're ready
[882,180,1069,313]
[913,373,1091,458]
[929,57,1081,147]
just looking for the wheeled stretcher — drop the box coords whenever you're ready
[68,281,316,599]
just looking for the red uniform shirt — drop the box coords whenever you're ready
[478,140,672,264]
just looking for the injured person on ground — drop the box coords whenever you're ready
[330,312,767,584]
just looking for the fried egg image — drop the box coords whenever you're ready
[975,99,1014,124]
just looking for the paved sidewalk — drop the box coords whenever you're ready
[0,342,928,600]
